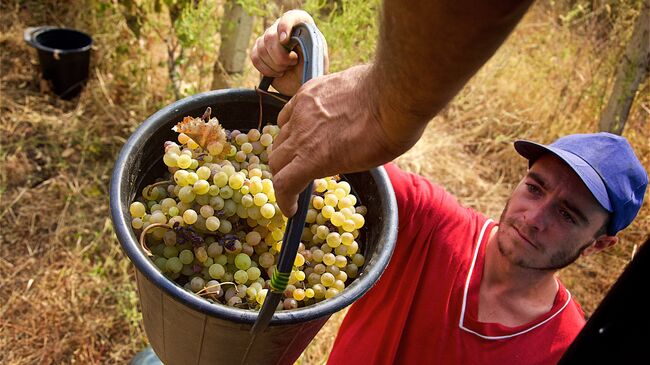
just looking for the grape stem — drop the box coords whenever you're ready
[195,281,237,296]
[139,223,172,256]
[143,180,172,197]
[255,87,289,130]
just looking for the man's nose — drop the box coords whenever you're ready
[524,201,549,232]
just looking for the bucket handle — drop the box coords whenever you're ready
[250,22,325,336]
[258,22,326,91]
[23,26,56,48]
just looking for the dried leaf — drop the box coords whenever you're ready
[173,107,230,158]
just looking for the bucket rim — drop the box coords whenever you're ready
[26,27,93,54]
[109,88,398,325]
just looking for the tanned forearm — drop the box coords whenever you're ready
[367,0,535,150]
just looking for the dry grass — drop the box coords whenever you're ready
[1,1,649,364]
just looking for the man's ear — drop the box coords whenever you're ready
[582,235,618,256]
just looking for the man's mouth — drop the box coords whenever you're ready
[512,225,537,250]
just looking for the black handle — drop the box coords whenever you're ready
[258,22,326,91]
[250,22,325,336]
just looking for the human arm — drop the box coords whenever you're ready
[255,1,534,217]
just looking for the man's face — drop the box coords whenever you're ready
[496,154,610,271]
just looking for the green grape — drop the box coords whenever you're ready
[330,212,345,227]
[163,230,177,246]
[352,254,365,267]
[304,288,315,299]
[321,272,335,287]
[294,253,305,267]
[322,205,335,219]
[324,194,338,207]
[258,252,275,268]
[130,202,146,218]
[219,186,234,199]
[179,250,194,265]
[195,246,208,262]
[186,172,199,185]
[293,289,305,301]
[215,254,228,266]
[245,231,262,246]
[163,153,178,167]
[200,205,214,218]
[351,213,365,229]
[259,133,273,147]
[205,216,220,231]
[177,154,192,169]
[207,242,223,257]
[213,171,228,187]
[323,253,336,266]
[207,141,224,156]
[241,142,253,154]
[190,277,205,292]
[210,196,225,210]
[183,209,198,224]
[154,257,168,272]
[325,288,339,299]
[178,186,196,203]
[253,193,268,206]
[326,232,341,248]
[132,217,144,229]
[228,173,245,189]
[234,253,252,270]
[260,203,275,219]
[246,267,261,281]
[193,180,210,195]
[197,166,211,180]
[218,219,232,234]
[234,270,249,285]
[314,179,327,193]
[247,129,261,142]
[235,133,248,145]
[166,257,183,273]
[342,219,356,232]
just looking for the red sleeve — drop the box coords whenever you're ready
[329,163,481,365]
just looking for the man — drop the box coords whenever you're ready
[327,133,646,364]
[251,11,648,364]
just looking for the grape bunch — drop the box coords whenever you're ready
[129,109,367,311]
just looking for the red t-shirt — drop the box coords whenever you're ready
[328,164,585,365]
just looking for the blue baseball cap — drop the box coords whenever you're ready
[514,132,648,235]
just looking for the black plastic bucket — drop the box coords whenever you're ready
[109,88,398,364]
[24,26,93,99]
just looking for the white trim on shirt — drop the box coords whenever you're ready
[458,219,573,340]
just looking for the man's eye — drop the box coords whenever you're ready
[559,209,576,224]
[526,183,540,194]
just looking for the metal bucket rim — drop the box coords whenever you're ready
[109,88,398,325]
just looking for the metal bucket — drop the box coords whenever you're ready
[109,88,398,364]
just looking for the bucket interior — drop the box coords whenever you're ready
[35,29,92,51]
[112,89,397,325]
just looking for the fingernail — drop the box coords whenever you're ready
[279,32,287,42]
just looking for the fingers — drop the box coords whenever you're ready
[251,38,285,77]
[277,10,316,44]
[272,155,316,217]
[276,96,296,128]
[268,133,295,175]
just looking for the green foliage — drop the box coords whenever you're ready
[304,0,380,71]
[173,0,219,51]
